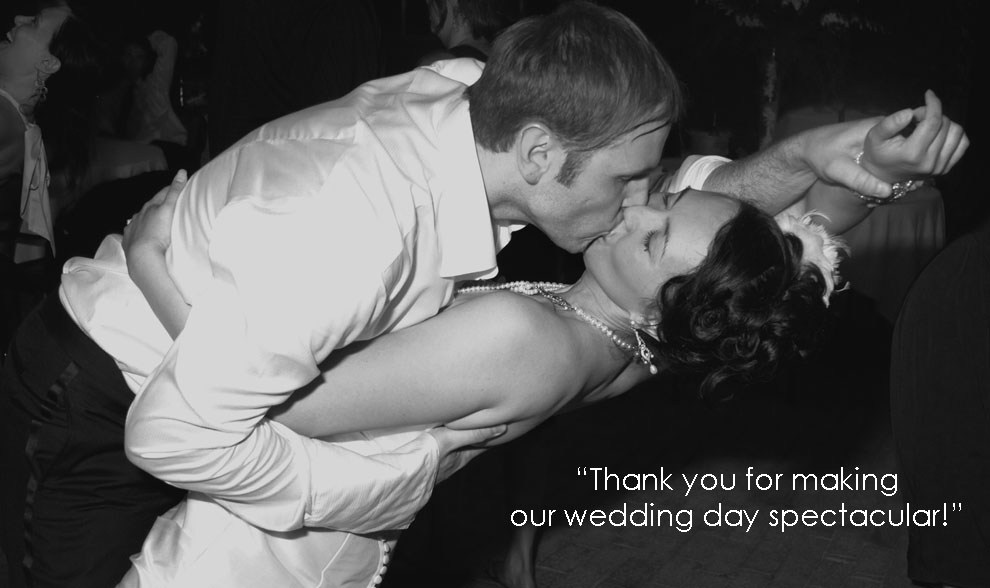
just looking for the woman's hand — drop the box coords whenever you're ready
[123,170,191,339]
[860,90,969,183]
[793,91,968,199]
[123,169,186,263]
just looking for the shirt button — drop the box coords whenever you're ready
[382,554,390,564]
[373,574,383,585]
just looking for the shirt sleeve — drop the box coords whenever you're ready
[124,195,442,532]
[664,155,732,192]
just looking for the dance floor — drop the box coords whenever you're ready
[385,291,919,588]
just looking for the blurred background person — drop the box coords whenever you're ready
[0,1,101,353]
[418,0,520,64]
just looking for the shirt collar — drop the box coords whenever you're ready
[432,93,501,281]
[429,59,526,281]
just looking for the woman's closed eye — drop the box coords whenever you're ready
[642,230,658,253]
[642,223,669,260]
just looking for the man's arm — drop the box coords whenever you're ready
[123,173,502,532]
[700,91,969,214]
[124,195,419,532]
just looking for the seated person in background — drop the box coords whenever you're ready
[122,30,187,149]
[93,30,188,171]
[419,0,520,64]
[97,31,187,147]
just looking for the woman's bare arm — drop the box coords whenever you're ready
[775,93,968,235]
[270,291,590,442]
[708,91,967,228]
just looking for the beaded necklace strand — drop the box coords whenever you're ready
[456,280,638,356]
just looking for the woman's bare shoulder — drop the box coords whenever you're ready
[454,290,577,347]
[452,291,589,385]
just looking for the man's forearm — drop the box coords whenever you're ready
[701,135,818,214]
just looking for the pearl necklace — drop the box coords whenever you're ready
[456,280,638,356]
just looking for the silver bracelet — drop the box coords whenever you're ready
[852,151,923,208]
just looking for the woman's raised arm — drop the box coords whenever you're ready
[783,92,968,235]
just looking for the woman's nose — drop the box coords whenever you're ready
[14,15,30,25]
[623,200,666,228]
[621,178,651,208]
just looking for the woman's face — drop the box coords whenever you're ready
[0,8,70,78]
[583,189,740,318]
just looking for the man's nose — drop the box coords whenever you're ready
[623,192,648,207]
[14,15,30,24]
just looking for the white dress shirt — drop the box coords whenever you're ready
[117,428,420,588]
[61,58,507,533]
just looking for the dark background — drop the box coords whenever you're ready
[4,0,980,237]
[0,2,983,585]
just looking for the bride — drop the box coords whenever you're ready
[120,180,854,587]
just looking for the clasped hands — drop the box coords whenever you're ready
[797,90,968,199]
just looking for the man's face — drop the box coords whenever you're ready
[533,121,669,253]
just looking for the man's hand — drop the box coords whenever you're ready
[430,424,507,483]
[123,169,186,261]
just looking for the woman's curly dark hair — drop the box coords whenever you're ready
[643,201,832,395]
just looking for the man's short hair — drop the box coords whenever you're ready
[467,1,684,185]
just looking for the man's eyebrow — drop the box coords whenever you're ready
[631,123,665,142]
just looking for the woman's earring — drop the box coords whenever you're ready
[33,73,49,103]
[633,327,659,375]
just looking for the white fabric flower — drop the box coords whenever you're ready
[775,211,847,306]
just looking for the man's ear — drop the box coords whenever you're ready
[37,55,61,76]
[515,124,561,185]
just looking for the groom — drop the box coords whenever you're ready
[1,2,965,587]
